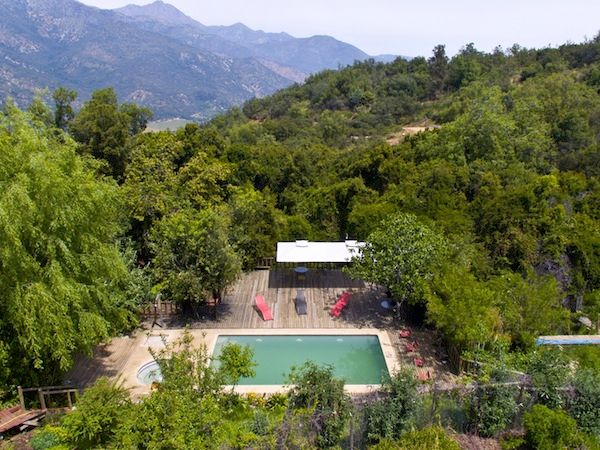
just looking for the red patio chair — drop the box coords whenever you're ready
[254,294,273,321]
[413,357,425,367]
[399,329,412,338]
[330,291,351,317]
[417,370,431,382]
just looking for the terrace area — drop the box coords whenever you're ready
[66,269,455,393]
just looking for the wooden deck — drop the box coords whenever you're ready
[170,269,396,329]
[67,270,460,389]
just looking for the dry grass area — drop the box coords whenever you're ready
[453,434,502,450]
[386,119,440,145]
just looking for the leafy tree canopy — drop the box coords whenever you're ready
[347,212,446,303]
[149,208,241,304]
[0,105,136,388]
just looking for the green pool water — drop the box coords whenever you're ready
[211,335,389,385]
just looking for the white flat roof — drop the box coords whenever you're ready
[276,240,364,263]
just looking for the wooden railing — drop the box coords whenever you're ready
[255,257,274,269]
[18,385,81,411]
[140,301,181,318]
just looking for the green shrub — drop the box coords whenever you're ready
[368,426,460,449]
[416,392,468,432]
[524,404,584,450]
[61,378,132,449]
[469,369,517,437]
[29,426,65,450]
[250,409,270,436]
[265,392,288,409]
[287,361,352,449]
[570,369,600,438]
[527,349,570,408]
[364,368,420,443]
[499,434,525,450]
[396,426,461,450]
[369,439,401,450]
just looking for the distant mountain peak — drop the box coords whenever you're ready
[113,1,375,73]
[0,0,399,120]
[116,0,201,27]
[229,22,251,30]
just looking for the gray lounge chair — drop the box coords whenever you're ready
[295,289,307,315]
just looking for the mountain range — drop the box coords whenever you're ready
[0,0,399,119]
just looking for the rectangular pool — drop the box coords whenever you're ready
[211,335,389,385]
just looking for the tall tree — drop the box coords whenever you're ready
[150,208,241,305]
[0,105,135,388]
[347,212,446,304]
[117,331,228,448]
[69,88,131,180]
[428,44,449,98]
[28,92,53,127]
[427,265,503,352]
[120,103,153,135]
[52,87,77,131]
[228,186,282,269]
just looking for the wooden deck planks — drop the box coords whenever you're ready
[200,269,376,329]
[0,407,45,433]
[136,268,386,330]
[66,333,139,387]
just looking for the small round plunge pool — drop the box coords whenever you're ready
[137,361,163,385]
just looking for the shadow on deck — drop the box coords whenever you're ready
[161,269,401,330]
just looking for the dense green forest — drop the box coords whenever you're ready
[1,36,600,448]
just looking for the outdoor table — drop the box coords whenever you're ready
[294,266,309,281]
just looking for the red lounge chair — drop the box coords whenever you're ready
[330,292,350,317]
[254,294,273,321]
[417,370,431,382]
[399,329,412,338]
[406,342,416,353]
[413,357,425,367]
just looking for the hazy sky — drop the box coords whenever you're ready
[79,0,600,57]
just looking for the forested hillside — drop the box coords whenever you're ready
[1,35,600,449]
[203,39,600,354]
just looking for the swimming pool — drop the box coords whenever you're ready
[211,335,389,385]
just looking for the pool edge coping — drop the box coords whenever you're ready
[205,328,399,394]
[127,327,400,396]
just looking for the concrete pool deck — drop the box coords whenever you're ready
[111,327,400,397]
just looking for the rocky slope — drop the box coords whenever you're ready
[116,1,374,76]
[0,0,397,119]
[0,0,290,119]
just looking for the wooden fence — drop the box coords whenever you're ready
[140,301,181,318]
